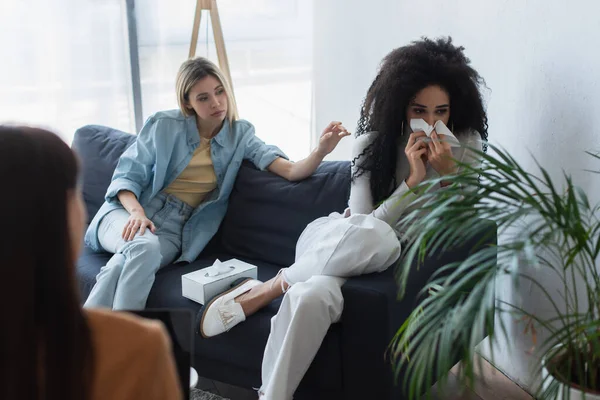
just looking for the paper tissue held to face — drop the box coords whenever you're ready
[181,258,258,304]
[409,119,460,147]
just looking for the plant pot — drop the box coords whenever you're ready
[542,348,600,400]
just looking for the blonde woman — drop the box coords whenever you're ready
[84,57,349,310]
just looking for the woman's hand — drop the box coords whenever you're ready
[316,121,351,156]
[122,211,156,241]
[427,131,456,176]
[266,121,350,182]
[405,131,429,188]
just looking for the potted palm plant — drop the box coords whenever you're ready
[389,145,600,400]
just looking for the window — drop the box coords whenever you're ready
[0,0,314,162]
[0,0,133,143]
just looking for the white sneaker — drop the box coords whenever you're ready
[199,278,262,338]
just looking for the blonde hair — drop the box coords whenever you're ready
[176,57,238,122]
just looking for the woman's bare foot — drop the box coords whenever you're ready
[234,275,289,316]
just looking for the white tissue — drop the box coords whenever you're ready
[205,259,233,277]
[410,118,435,136]
[409,119,460,147]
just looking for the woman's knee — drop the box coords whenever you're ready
[358,219,401,269]
[104,253,126,271]
[123,231,162,260]
[285,277,344,316]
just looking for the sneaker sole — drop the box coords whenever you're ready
[199,277,253,339]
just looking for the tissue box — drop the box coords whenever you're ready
[181,259,258,305]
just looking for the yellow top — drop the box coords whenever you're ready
[164,137,217,208]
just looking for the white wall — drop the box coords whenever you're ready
[314,0,600,392]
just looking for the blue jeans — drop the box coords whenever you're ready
[84,193,193,310]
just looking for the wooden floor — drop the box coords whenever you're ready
[197,355,533,400]
[430,356,533,400]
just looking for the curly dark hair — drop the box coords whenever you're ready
[352,36,489,205]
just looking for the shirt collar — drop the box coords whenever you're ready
[211,120,230,147]
[186,115,230,147]
[185,115,200,146]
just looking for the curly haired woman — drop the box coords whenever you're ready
[198,37,489,400]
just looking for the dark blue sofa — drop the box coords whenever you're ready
[73,125,496,400]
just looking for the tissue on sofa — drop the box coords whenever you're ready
[182,259,258,304]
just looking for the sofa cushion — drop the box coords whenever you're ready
[220,161,351,266]
[71,125,135,223]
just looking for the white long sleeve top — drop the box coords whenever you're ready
[347,130,482,235]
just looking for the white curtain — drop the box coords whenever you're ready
[0,0,133,143]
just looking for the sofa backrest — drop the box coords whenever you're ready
[71,124,351,265]
[219,161,350,266]
[72,125,136,223]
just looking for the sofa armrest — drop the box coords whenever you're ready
[339,220,498,400]
[339,269,409,400]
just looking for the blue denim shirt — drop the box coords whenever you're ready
[85,109,287,263]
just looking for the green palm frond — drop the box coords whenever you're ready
[389,144,600,399]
